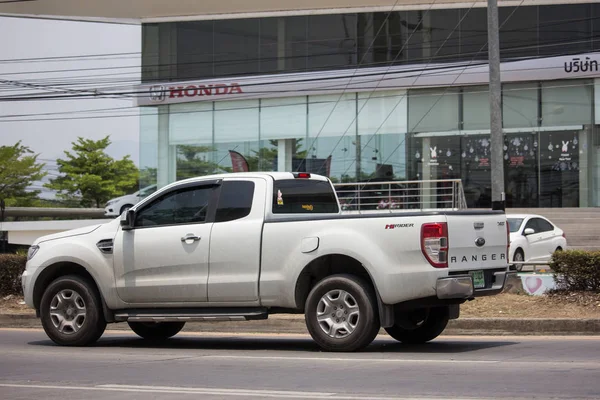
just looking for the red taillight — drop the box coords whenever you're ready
[296,173,311,179]
[562,232,566,239]
[421,222,448,268]
[506,220,510,260]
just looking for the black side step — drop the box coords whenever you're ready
[114,307,268,322]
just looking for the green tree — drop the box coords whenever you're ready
[176,145,231,180]
[0,141,47,206]
[45,136,138,208]
[139,167,157,188]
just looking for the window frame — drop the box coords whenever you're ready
[131,180,222,230]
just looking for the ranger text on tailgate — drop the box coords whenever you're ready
[22,172,510,351]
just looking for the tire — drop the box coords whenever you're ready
[120,204,133,215]
[304,274,380,352]
[513,249,524,272]
[39,275,106,346]
[384,306,449,344]
[128,321,185,340]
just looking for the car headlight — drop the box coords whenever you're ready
[105,200,116,207]
[27,245,40,261]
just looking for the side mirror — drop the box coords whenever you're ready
[120,209,135,230]
[524,228,535,236]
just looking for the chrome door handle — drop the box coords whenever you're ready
[181,234,201,242]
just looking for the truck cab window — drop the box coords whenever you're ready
[215,181,255,222]
[273,179,339,214]
[135,186,213,227]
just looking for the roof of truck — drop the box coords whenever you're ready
[168,172,330,188]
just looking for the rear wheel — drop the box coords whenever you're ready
[40,275,106,346]
[305,274,380,352]
[384,306,449,344]
[128,321,185,340]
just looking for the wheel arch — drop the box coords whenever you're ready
[33,262,112,322]
[293,253,394,328]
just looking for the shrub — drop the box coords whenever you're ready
[549,250,600,292]
[0,254,27,296]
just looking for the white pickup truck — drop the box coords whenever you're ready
[22,172,510,352]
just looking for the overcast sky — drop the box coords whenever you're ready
[0,16,141,196]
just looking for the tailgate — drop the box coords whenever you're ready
[446,212,508,271]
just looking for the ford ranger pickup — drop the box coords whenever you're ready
[22,172,510,351]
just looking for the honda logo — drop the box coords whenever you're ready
[149,85,165,102]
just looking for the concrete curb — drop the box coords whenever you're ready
[2,313,599,336]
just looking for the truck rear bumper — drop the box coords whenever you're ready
[436,270,511,299]
[436,276,474,299]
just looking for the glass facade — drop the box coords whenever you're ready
[140,90,409,184]
[139,3,600,209]
[405,80,597,208]
[142,3,600,82]
[140,79,599,208]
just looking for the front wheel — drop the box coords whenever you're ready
[128,321,186,340]
[304,274,380,352]
[513,249,525,272]
[384,306,449,344]
[40,275,106,346]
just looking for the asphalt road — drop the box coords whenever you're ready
[1,328,599,400]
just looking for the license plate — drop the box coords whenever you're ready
[469,270,485,289]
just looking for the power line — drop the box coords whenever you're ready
[0,32,588,98]
[1,14,598,83]
[339,0,531,187]
[0,11,596,66]
[0,78,594,124]
[0,34,596,103]
[0,47,594,110]
[324,0,480,177]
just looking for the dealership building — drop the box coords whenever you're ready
[3,0,600,208]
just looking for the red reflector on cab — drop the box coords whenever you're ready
[296,173,311,179]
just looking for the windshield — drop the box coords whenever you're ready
[507,218,524,233]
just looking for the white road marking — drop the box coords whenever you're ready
[0,383,527,400]
[201,355,499,364]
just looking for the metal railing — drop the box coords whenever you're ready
[4,207,106,219]
[511,261,553,273]
[333,179,468,213]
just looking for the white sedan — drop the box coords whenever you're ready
[104,184,157,217]
[507,214,567,270]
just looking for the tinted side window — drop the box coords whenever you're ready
[537,219,554,232]
[273,180,339,214]
[135,186,213,227]
[524,218,540,233]
[215,181,255,222]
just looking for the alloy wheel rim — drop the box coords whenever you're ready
[316,289,360,339]
[49,289,87,335]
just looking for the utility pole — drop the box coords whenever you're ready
[487,0,505,211]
